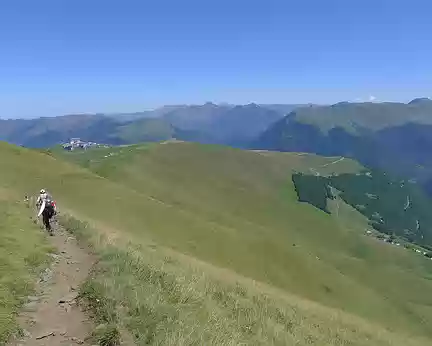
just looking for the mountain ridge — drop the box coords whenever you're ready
[254,98,432,194]
[0,103,300,148]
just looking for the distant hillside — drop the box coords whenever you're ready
[164,102,286,146]
[102,105,188,123]
[110,118,177,143]
[259,103,316,115]
[0,115,183,147]
[213,104,283,146]
[163,102,231,131]
[0,103,299,148]
[0,114,111,147]
[254,98,432,194]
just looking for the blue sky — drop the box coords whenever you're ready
[0,0,431,118]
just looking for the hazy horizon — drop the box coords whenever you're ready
[2,97,432,120]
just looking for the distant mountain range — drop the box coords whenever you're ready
[254,98,432,194]
[4,98,432,195]
[0,103,301,148]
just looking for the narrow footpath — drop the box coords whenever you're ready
[10,221,95,346]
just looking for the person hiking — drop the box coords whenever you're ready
[36,189,56,235]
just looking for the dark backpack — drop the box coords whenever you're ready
[45,197,55,211]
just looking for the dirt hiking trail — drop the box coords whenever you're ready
[10,221,95,346]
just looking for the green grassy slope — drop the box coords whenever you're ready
[0,188,52,343]
[2,140,432,344]
[62,215,429,346]
[49,142,432,340]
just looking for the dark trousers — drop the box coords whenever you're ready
[42,207,54,231]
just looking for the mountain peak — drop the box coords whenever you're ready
[203,101,217,107]
[242,103,260,109]
[408,97,432,105]
[331,101,351,107]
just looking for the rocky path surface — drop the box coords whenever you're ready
[10,221,95,346]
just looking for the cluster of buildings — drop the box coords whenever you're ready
[62,138,102,151]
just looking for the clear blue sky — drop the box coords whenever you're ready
[1,0,431,118]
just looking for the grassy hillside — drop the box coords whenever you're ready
[110,118,176,143]
[2,141,432,344]
[63,215,429,346]
[49,142,432,340]
[0,188,52,343]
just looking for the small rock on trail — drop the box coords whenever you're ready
[9,223,95,346]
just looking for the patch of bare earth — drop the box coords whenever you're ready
[9,221,95,346]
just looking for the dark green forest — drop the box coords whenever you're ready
[292,174,334,213]
[292,170,432,249]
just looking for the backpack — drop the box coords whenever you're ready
[45,196,55,210]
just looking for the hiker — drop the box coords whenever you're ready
[36,189,56,235]
[24,195,30,208]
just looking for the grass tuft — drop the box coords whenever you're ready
[90,324,121,346]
